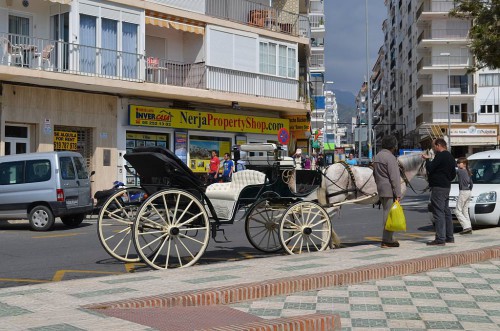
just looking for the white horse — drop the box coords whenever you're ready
[318,152,427,207]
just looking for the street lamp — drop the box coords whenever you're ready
[440,52,451,149]
[365,0,373,160]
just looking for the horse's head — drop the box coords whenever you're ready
[398,152,427,181]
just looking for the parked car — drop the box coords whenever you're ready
[429,149,500,227]
[0,151,94,231]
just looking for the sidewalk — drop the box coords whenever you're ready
[0,228,499,331]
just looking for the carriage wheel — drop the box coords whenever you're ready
[279,201,331,255]
[245,199,286,253]
[97,187,147,262]
[132,189,210,270]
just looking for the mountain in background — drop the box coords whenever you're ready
[334,89,356,125]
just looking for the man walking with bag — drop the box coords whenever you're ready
[422,138,456,246]
[373,135,402,248]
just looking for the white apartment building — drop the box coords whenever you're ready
[0,0,312,191]
[376,0,499,157]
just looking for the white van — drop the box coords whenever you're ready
[449,149,500,227]
[0,151,94,231]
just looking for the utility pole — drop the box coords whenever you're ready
[365,0,372,161]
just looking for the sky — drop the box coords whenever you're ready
[325,0,387,96]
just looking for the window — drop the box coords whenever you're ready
[479,73,500,87]
[480,105,499,114]
[59,157,76,180]
[101,18,118,76]
[0,161,24,185]
[122,22,138,79]
[450,104,460,115]
[79,14,97,74]
[259,41,296,78]
[9,14,30,38]
[73,157,88,180]
[26,160,51,183]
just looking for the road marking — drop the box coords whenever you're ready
[124,263,146,273]
[238,252,255,259]
[364,236,383,242]
[0,278,49,284]
[52,270,122,282]
[32,233,86,239]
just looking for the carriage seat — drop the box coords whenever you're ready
[206,170,266,201]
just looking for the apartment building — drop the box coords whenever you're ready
[0,0,312,191]
[374,0,499,156]
[307,0,325,154]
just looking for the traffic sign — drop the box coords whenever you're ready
[278,128,290,145]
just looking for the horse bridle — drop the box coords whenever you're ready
[323,161,374,199]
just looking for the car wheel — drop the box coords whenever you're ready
[29,206,55,231]
[61,214,86,228]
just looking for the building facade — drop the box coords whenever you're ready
[0,0,313,191]
[367,0,499,157]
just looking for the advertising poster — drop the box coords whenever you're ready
[189,139,231,173]
[175,131,188,164]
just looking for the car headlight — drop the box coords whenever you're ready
[476,191,497,203]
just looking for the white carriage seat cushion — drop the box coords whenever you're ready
[205,170,266,201]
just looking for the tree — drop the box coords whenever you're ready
[450,0,500,70]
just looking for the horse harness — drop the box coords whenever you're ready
[323,161,374,199]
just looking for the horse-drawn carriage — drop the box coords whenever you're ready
[97,143,331,270]
[97,143,426,270]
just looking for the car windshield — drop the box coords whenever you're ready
[469,159,500,184]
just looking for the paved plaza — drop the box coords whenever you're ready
[0,228,498,330]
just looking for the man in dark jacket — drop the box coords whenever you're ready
[422,138,456,246]
[374,135,402,248]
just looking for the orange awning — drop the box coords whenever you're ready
[146,16,205,35]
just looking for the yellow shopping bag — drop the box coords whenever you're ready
[385,201,406,232]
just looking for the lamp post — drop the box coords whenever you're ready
[440,52,451,149]
[365,0,373,160]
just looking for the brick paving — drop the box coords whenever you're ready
[0,228,498,330]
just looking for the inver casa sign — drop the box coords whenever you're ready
[129,105,288,134]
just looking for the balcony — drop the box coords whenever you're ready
[418,28,469,41]
[0,33,299,101]
[417,55,471,69]
[422,111,477,123]
[420,83,474,95]
[310,53,324,71]
[205,0,309,37]
[418,0,457,17]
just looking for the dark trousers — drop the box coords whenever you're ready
[430,186,454,243]
[207,172,218,184]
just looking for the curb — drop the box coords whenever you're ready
[87,245,500,310]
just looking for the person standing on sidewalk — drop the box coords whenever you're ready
[455,157,473,235]
[207,150,220,184]
[373,135,401,248]
[422,138,457,246]
[222,153,234,182]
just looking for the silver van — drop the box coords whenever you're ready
[0,151,93,231]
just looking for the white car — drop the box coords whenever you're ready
[448,149,500,227]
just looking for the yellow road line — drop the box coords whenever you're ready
[52,270,122,282]
[124,263,146,273]
[364,236,383,242]
[32,233,86,239]
[0,278,49,284]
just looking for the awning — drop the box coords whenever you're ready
[145,12,205,35]
[44,0,72,4]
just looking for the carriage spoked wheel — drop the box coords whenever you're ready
[279,201,331,255]
[97,187,147,262]
[132,189,210,270]
[245,196,286,253]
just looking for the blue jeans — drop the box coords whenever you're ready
[430,186,454,243]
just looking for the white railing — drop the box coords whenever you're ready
[309,14,324,29]
[206,66,298,100]
[430,0,456,12]
[146,0,205,14]
[310,53,324,69]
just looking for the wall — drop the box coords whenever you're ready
[0,84,118,192]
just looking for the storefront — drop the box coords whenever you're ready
[285,115,310,155]
[120,104,289,181]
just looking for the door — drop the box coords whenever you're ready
[4,125,30,155]
[73,155,92,208]
[58,156,80,211]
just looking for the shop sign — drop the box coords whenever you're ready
[129,105,288,134]
[126,132,167,141]
[450,126,497,136]
[284,115,309,139]
[54,131,77,150]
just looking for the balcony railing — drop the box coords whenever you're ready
[310,54,324,70]
[417,55,471,67]
[425,111,477,123]
[146,0,205,14]
[205,0,309,37]
[419,28,469,40]
[420,83,473,95]
[309,14,324,29]
[0,33,299,101]
[423,0,456,13]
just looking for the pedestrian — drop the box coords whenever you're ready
[346,153,358,166]
[222,153,234,182]
[373,135,401,248]
[207,150,220,184]
[455,157,473,235]
[293,149,305,169]
[304,156,311,170]
[317,153,325,169]
[422,138,457,246]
